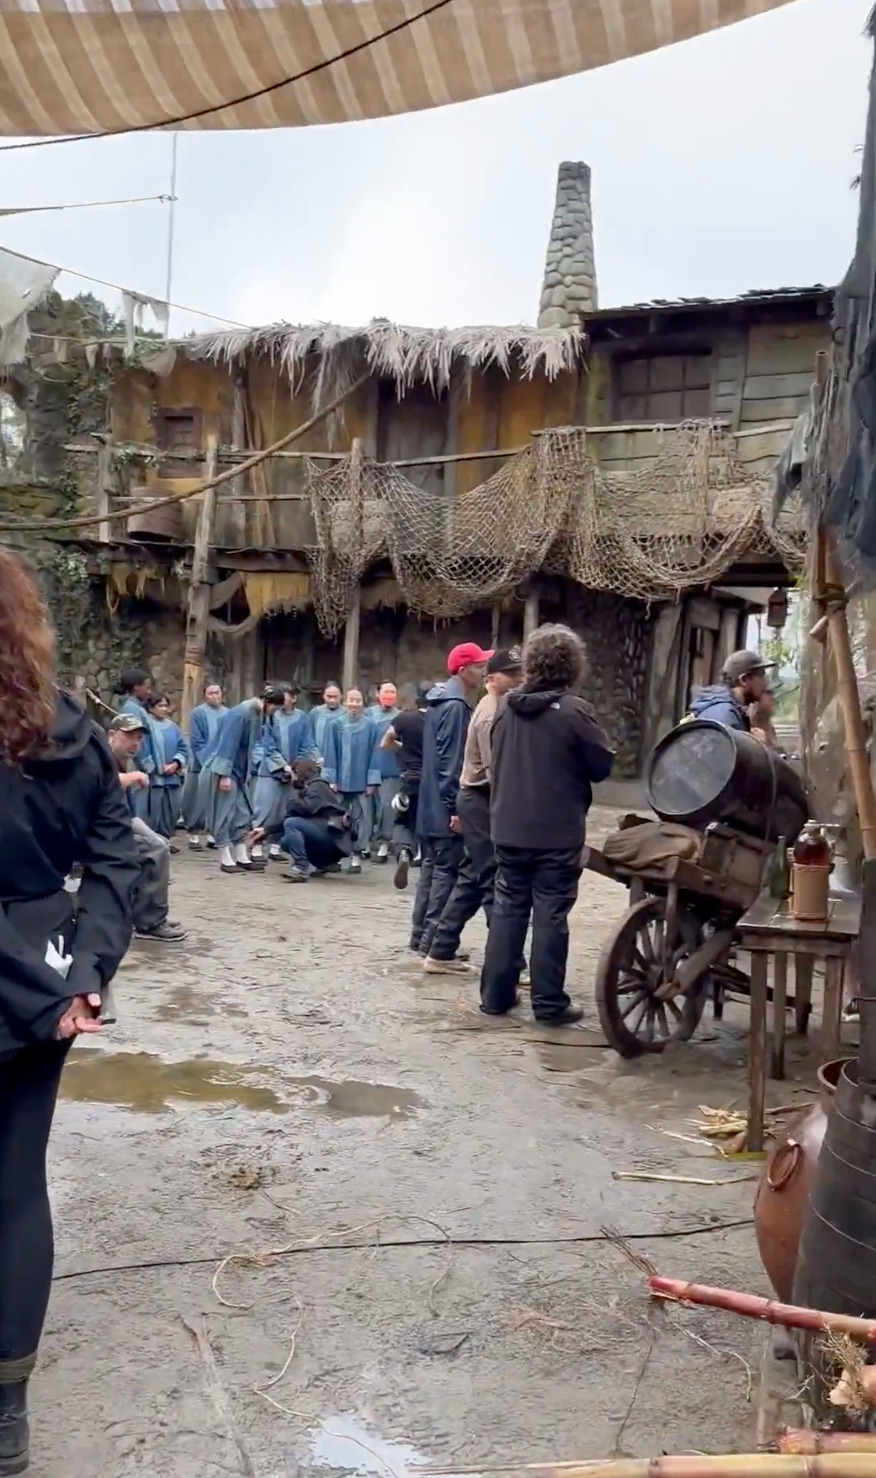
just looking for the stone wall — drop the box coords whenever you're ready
[58,580,186,714]
[564,586,654,777]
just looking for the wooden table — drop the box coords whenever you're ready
[737,894,861,1152]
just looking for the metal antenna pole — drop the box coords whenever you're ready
[164,132,179,338]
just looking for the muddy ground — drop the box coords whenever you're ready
[38,807,820,1478]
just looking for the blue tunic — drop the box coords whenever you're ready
[155,719,189,790]
[311,703,343,760]
[367,704,401,781]
[120,695,164,778]
[251,714,289,781]
[205,700,263,787]
[323,714,381,794]
[275,708,318,765]
[188,702,228,773]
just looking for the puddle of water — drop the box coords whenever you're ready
[60,1052,424,1120]
[153,986,248,1022]
[61,1051,287,1114]
[288,1076,423,1120]
[310,1413,425,1478]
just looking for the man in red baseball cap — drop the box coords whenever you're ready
[410,641,491,955]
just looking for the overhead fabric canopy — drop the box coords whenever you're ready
[0,0,796,138]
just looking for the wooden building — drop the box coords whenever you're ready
[3,164,832,776]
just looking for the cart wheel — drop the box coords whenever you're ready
[595,896,708,1059]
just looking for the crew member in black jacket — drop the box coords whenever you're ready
[411,643,491,954]
[0,548,138,1474]
[481,624,613,1023]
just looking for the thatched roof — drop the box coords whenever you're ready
[177,320,584,395]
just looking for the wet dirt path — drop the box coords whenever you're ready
[38,808,817,1477]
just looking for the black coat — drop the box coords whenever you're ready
[490,687,613,851]
[266,777,353,856]
[0,692,138,1052]
[416,678,473,839]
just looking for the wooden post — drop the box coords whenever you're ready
[523,589,540,641]
[341,436,364,693]
[181,434,218,728]
[342,583,361,694]
[95,436,114,544]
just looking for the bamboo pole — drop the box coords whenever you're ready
[423,1457,876,1478]
[648,1276,876,1342]
[779,1433,876,1455]
[822,536,876,860]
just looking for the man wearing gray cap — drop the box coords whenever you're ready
[687,649,771,732]
[107,714,187,941]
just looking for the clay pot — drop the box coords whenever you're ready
[753,1058,852,1302]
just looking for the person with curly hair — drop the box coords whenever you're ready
[480,623,613,1024]
[0,547,138,1473]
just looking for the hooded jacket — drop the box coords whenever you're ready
[687,685,750,731]
[0,691,138,1053]
[490,687,613,850]
[416,677,475,839]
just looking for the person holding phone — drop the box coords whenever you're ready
[0,548,138,1474]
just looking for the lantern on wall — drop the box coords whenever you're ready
[766,587,788,631]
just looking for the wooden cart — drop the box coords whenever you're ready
[586,823,768,1058]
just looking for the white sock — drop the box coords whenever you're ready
[269,844,282,858]
[251,843,264,859]
[233,842,251,865]
[189,833,200,845]
[220,845,236,868]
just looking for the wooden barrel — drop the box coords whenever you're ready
[793,1059,876,1321]
[645,720,808,844]
[127,486,183,542]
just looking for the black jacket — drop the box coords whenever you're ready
[490,687,614,851]
[265,778,353,856]
[416,677,474,839]
[0,692,138,1052]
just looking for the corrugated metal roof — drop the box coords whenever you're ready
[584,285,833,322]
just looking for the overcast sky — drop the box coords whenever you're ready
[0,0,870,335]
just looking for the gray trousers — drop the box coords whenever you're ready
[206,776,252,847]
[181,769,207,832]
[375,777,401,843]
[151,785,182,841]
[340,794,371,856]
[131,818,170,931]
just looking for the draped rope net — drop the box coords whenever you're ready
[304,422,804,637]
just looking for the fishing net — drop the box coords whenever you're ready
[304,421,805,638]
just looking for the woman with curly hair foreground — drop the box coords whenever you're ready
[480,623,613,1023]
[0,548,138,1474]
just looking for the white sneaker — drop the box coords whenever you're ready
[269,844,282,859]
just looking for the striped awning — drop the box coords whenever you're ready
[0,0,796,138]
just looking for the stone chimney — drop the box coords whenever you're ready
[537,161,597,328]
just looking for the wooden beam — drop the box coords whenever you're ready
[181,434,218,728]
[342,437,364,693]
[523,590,540,640]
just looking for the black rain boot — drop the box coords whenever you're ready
[0,1379,30,1474]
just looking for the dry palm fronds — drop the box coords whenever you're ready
[824,1330,876,1413]
[780,1432,876,1455]
[614,1171,758,1185]
[180,320,583,402]
[649,1277,876,1344]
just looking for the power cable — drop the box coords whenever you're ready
[0,0,455,152]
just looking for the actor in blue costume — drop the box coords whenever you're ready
[367,680,401,863]
[310,681,343,761]
[322,687,381,873]
[182,680,227,849]
[203,686,285,873]
[116,666,166,829]
[251,684,319,859]
[147,694,190,839]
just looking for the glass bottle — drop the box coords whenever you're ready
[793,821,830,868]
[768,837,791,901]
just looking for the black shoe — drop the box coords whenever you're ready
[0,1381,29,1475]
[135,922,188,942]
[394,849,412,890]
[480,994,521,1017]
[283,868,310,884]
[535,1004,584,1026]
